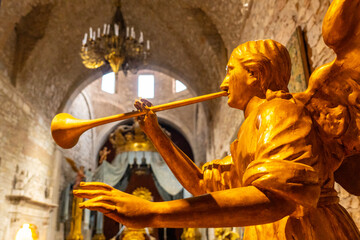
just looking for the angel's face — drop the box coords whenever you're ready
[220,56,258,110]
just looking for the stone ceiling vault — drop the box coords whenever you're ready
[0,0,251,120]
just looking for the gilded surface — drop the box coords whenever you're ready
[109,123,157,153]
[214,228,240,240]
[132,187,153,201]
[91,234,106,240]
[66,196,84,240]
[122,229,146,240]
[72,0,360,239]
[181,228,201,240]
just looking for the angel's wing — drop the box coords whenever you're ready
[322,0,360,56]
[65,157,79,173]
[294,0,360,195]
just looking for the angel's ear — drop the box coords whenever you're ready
[240,52,272,94]
[244,66,261,86]
[243,62,270,92]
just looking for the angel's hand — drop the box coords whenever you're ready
[73,182,155,228]
[201,156,239,192]
[134,99,160,135]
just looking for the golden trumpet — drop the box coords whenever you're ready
[51,91,228,149]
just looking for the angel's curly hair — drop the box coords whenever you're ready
[231,39,292,93]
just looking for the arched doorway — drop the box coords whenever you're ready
[93,119,194,239]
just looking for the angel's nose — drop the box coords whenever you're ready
[220,75,230,91]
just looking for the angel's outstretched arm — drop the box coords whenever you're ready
[73,182,296,229]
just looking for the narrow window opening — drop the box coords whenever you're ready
[101,72,116,94]
[175,80,187,93]
[138,75,154,98]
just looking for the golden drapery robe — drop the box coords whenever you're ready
[202,91,360,239]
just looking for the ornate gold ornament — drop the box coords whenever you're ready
[181,228,201,240]
[214,228,240,240]
[132,187,153,201]
[80,1,150,75]
[109,123,157,153]
[122,229,146,240]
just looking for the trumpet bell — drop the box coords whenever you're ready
[51,113,85,149]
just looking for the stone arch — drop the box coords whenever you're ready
[61,65,208,166]
[59,63,199,114]
[94,116,196,165]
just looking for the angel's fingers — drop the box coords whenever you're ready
[79,201,117,215]
[140,98,151,103]
[79,182,114,191]
[203,170,214,192]
[73,189,112,199]
[134,100,142,110]
[140,99,153,108]
[81,195,117,205]
[134,99,152,110]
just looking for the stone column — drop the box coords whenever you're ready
[47,147,63,239]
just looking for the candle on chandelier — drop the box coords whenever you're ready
[103,24,107,35]
[97,28,100,38]
[147,40,150,50]
[82,33,88,45]
[89,27,93,41]
[126,27,129,38]
[139,32,144,43]
[115,24,119,36]
[131,27,135,39]
[106,24,110,35]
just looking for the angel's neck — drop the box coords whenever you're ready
[244,96,265,118]
[337,48,360,71]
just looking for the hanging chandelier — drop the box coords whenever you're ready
[80,2,150,75]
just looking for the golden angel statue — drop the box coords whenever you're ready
[73,0,360,239]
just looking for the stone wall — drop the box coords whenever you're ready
[335,183,360,228]
[0,72,60,240]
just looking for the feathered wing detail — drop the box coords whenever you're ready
[294,0,360,194]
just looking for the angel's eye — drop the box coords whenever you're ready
[226,65,234,74]
[247,69,254,77]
